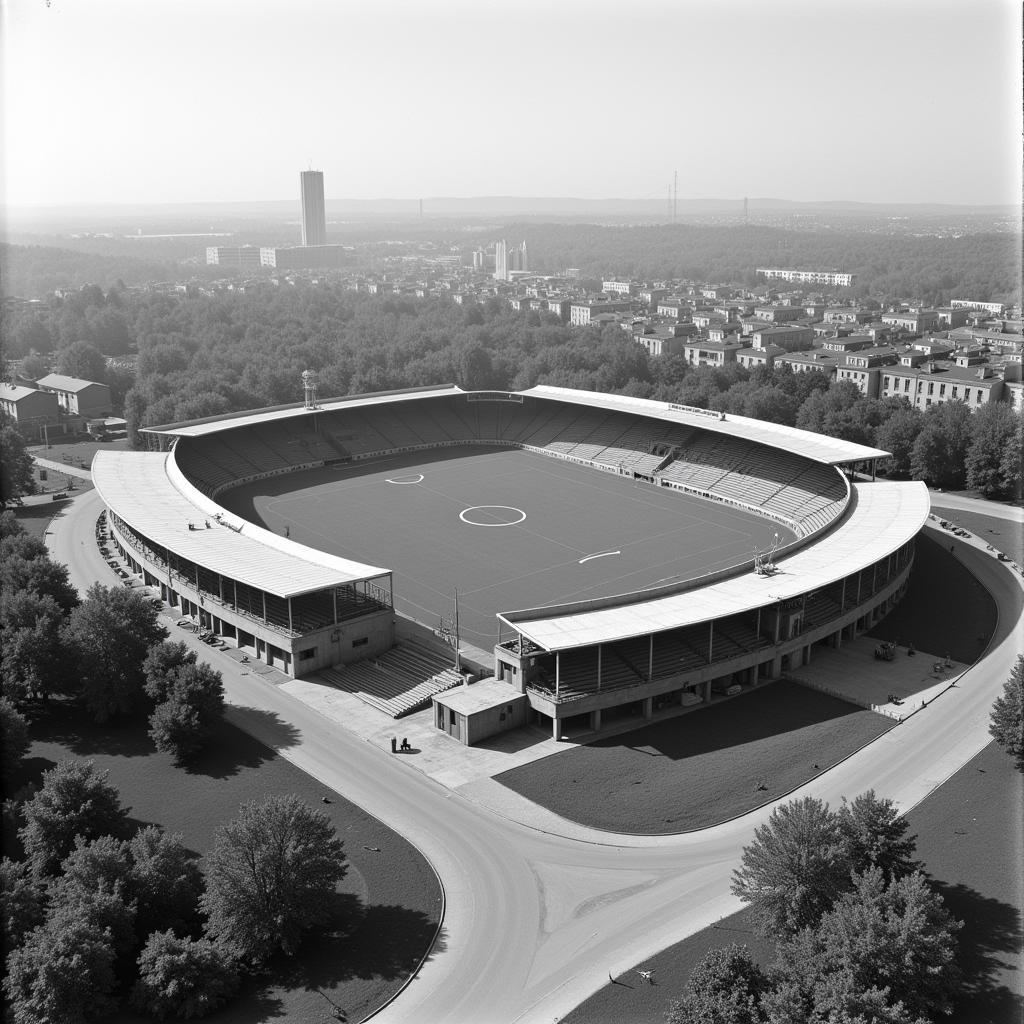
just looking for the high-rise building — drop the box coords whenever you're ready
[493,239,507,281]
[300,170,327,247]
[493,239,527,281]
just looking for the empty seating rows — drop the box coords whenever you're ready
[318,638,463,717]
[531,615,767,700]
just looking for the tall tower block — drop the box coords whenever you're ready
[300,170,327,247]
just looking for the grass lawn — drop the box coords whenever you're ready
[494,682,896,833]
[4,704,442,1024]
[564,742,1024,1024]
[867,531,997,664]
[932,504,1024,567]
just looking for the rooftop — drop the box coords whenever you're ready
[35,373,106,393]
[499,481,929,652]
[92,450,387,598]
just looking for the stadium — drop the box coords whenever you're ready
[92,383,929,743]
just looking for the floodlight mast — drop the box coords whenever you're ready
[302,370,319,410]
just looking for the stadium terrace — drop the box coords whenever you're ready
[93,384,928,743]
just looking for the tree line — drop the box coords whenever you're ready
[1,754,345,1022]
[0,510,349,1021]
[4,278,1020,499]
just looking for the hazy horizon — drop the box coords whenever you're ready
[4,0,1022,210]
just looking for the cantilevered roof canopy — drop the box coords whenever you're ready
[142,384,465,439]
[92,451,387,599]
[499,481,929,652]
[520,385,891,465]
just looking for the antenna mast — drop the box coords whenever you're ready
[673,169,678,224]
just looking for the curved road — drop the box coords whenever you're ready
[48,490,1024,1024]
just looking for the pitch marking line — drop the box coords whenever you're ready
[579,550,621,564]
[386,474,424,485]
[459,505,526,527]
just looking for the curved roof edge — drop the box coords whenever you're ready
[520,385,891,465]
[499,480,929,652]
[93,450,388,598]
[143,384,464,439]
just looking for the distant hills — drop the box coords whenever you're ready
[4,195,1017,229]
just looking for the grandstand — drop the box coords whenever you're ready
[94,384,927,733]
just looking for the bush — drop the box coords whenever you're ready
[131,930,238,1020]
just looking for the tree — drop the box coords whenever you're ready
[4,915,119,1024]
[143,640,198,703]
[835,791,919,880]
[56,341,107,383]
[874,407,922,477]
[731,797,850,938]
[1,591,74,701]
[144,648,225,761]
[19,349,51,380]
[0,421,36,505]
[0,548,79,613]
[65,583,168,722]
[0,508,26,539]
[131,931,238,1020]
[129,826,205,938]
[0,858,46,949]
[18,759,131,876]
[0,697,30,777]
[776,868,961,1023]
[989,654,1024,771]
[965,403,1022,499]
[665,944,768,1024]
[909,401,973,489]
[202,794,347,966]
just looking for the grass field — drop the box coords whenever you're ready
[219,446,794,649]
[563,742,1024,1024]
[493,682,895,833]
[4,706,442,1024]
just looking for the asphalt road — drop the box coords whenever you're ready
[48,490,1024,1024]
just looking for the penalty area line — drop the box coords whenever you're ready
[579,550,621,564]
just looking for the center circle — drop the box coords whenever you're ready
[459,505,526,527]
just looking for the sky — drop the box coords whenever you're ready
[3,0,1021,208]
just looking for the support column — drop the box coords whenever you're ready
[552,716,560,741]
[642,697,653,719]
[702,680,712,702]
[834,629,842,650]
[597,645,602,691]
[648,635,654,681]
[288,598,293,634]
[708,620,714,664]
[555,651,561,699]
[590,709,602,732]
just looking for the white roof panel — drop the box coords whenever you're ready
[92,451,387,598]
[521,385,891,464]
[501,481,929,651]
[147,385,465,439]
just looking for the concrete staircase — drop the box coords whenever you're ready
[317,638,464,717]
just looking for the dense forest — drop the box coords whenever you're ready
[3,280,1020,499]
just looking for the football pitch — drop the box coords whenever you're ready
[220,446,794,649]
